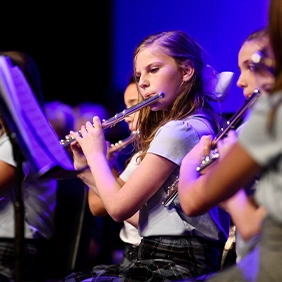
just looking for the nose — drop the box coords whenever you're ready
[236,74,247,89]
[138,74,149,90]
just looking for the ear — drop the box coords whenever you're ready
[182,60,194,82]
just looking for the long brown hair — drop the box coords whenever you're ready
[268,0,282,93]
[133,30,222,160]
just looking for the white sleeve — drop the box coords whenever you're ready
[119,151,141,182]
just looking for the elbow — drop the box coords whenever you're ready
[179,190,208,217]
[235,206,266,242]
[107,206,135,223]
[110,215,124,223]
[237,218,263,242]
[238,226,261,242]
[106,207,128,223]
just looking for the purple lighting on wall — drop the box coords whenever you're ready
[111,0,269,114]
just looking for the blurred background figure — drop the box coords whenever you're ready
[0,50,57,281]
[73,102,110,131]
[73,101,131,154]
[44,100,75,140]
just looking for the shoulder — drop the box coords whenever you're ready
[156,114,214,140]
[148,117,214,165]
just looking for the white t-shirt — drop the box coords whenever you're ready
[0,133,57,239]
[139,117,229,242]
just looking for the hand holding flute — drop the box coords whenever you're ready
[162,135,214,206]
[178,129,237,187]
[66,93,164,171]
[69,116,109,165]
[163,131,241,207]
[196,88,260,173]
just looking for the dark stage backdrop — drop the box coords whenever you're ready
[112,0,269,114]
[0,1,270,140]
[0,2,113,107]
[0,1,270,114]
[0,2,132,143]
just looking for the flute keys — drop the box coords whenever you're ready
[196,149,220,172]
[60,135,75,146]
[162,177,179,207]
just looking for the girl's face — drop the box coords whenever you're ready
[124,83,141,132]
[237,39,274,98]
[135,46,188,111]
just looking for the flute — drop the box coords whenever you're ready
[108,130,139,154]
[60,92,164,148]
[162,88,261,207]
[196,88,260,173]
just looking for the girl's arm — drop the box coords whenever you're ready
[124,212,139,229]
[221,189,266,241]
[178,131,261,216]
[88,188,108,216]
[86,172,126,217]
[70,116,177,222]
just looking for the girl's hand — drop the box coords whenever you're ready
[217,130,237,158]
[69,141,88,170]
[182,135,213,169]
[69,116,107,162]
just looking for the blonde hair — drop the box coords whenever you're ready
[133,30,222,160]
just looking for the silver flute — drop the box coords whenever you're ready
[196,88,260,173]
[108,130,139,155]
[162,88,261,207]
[60,92,165,148]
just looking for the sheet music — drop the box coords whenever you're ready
[0,56,79,179]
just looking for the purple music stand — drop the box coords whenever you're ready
[0,56,79,281]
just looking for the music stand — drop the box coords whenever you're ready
[0,56,79,281]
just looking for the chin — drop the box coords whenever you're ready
[150,103,167,111]
[149,105,158,111]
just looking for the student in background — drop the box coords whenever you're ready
[0,51,57,281]
[44,100,75,140]
[221,27,274,264]
[73,102,110,131]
